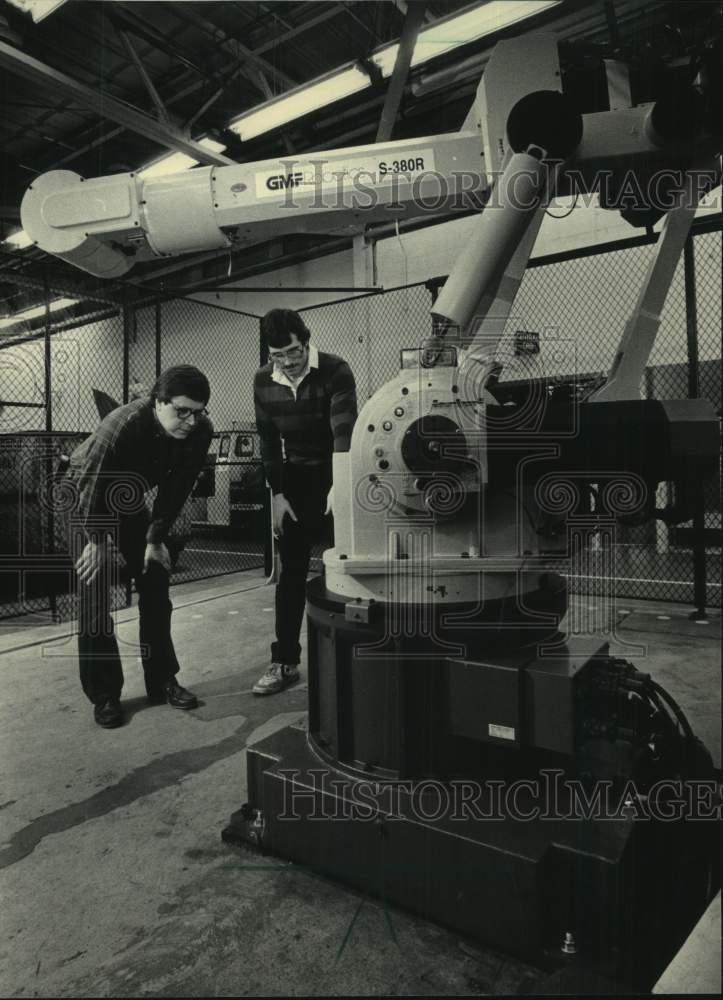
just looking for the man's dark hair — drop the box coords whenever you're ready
[151,365,210,405]
[261,308,311,350]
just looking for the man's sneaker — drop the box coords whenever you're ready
[94,696,124,728]
[252,663,300,696]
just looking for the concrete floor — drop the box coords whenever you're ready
[0,574,719,997]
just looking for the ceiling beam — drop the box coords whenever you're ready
[376,1,427,143]
[340,2,384,44]
[19,4,352,177]
[168,6,297,90]
[184,63,248,130]
[111,3,211,81]
[0,257,124,304]
[252,4,348,54]
[390,0,434,25]
[0,39,234,165]
[112,1,274,111]
[117,28,172,127]
[256,2,294,33]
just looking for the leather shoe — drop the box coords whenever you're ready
[94,697,124,728]
[148,680,198,710]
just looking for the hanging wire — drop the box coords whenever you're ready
[394,218,409,313]
[545,191,579,219]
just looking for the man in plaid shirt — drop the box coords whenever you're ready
[252,308,357,695]
[68,365,213,728]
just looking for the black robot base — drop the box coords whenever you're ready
[223,578,719,992]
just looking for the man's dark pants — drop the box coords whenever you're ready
[272,461,332,667]
[76,515,180,704]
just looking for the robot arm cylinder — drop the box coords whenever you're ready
[433,90,583,333]
[20,166,231,279]
[431,150,548,330]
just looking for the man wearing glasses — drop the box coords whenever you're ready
[68,364,213,728]
[253,308,357,695]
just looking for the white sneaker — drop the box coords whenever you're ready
[252,662,300,696]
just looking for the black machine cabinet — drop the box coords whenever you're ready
[486,395,720,495]
[305,574,572,779]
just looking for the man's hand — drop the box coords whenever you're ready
[75,539,126,586]
[324,485,333,517]
[143,542,171,574]
[272,493,298,538]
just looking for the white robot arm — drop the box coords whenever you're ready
[20,133,484,279]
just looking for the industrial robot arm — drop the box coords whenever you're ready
[20,133,484,279]
[20,33,720,298]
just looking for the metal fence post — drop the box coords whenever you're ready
[122,297,132,607]
[684,234,707,620]
[122,298,131,404]
[259,317,274,577]
[43,270,57,618]
[155,298,162,377]
[43,272,52,434]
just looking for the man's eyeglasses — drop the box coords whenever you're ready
[167,403,208,421]
[269,345,306,364]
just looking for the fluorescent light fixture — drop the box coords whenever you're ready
[228,65,370,141]
[372,0,561,76]
[197,136,226,154]
[2,229,33,249]
[0,296,78,329]
[6,0,68,23]
[137,136,228,180]
[223,2,559,143]
[138,151,199,180]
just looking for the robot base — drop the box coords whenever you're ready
[223,579,717,992]
[224,724,714,992]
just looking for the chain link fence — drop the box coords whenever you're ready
[1,288,127,623]
[511,231,718,607]
[301,283,435,405]
[516,233,720,604]
[691,230,722,607]
[1,292,265,623]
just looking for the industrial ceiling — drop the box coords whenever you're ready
[0,0,721,326]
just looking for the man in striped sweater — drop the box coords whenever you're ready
[253,308,357,695]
